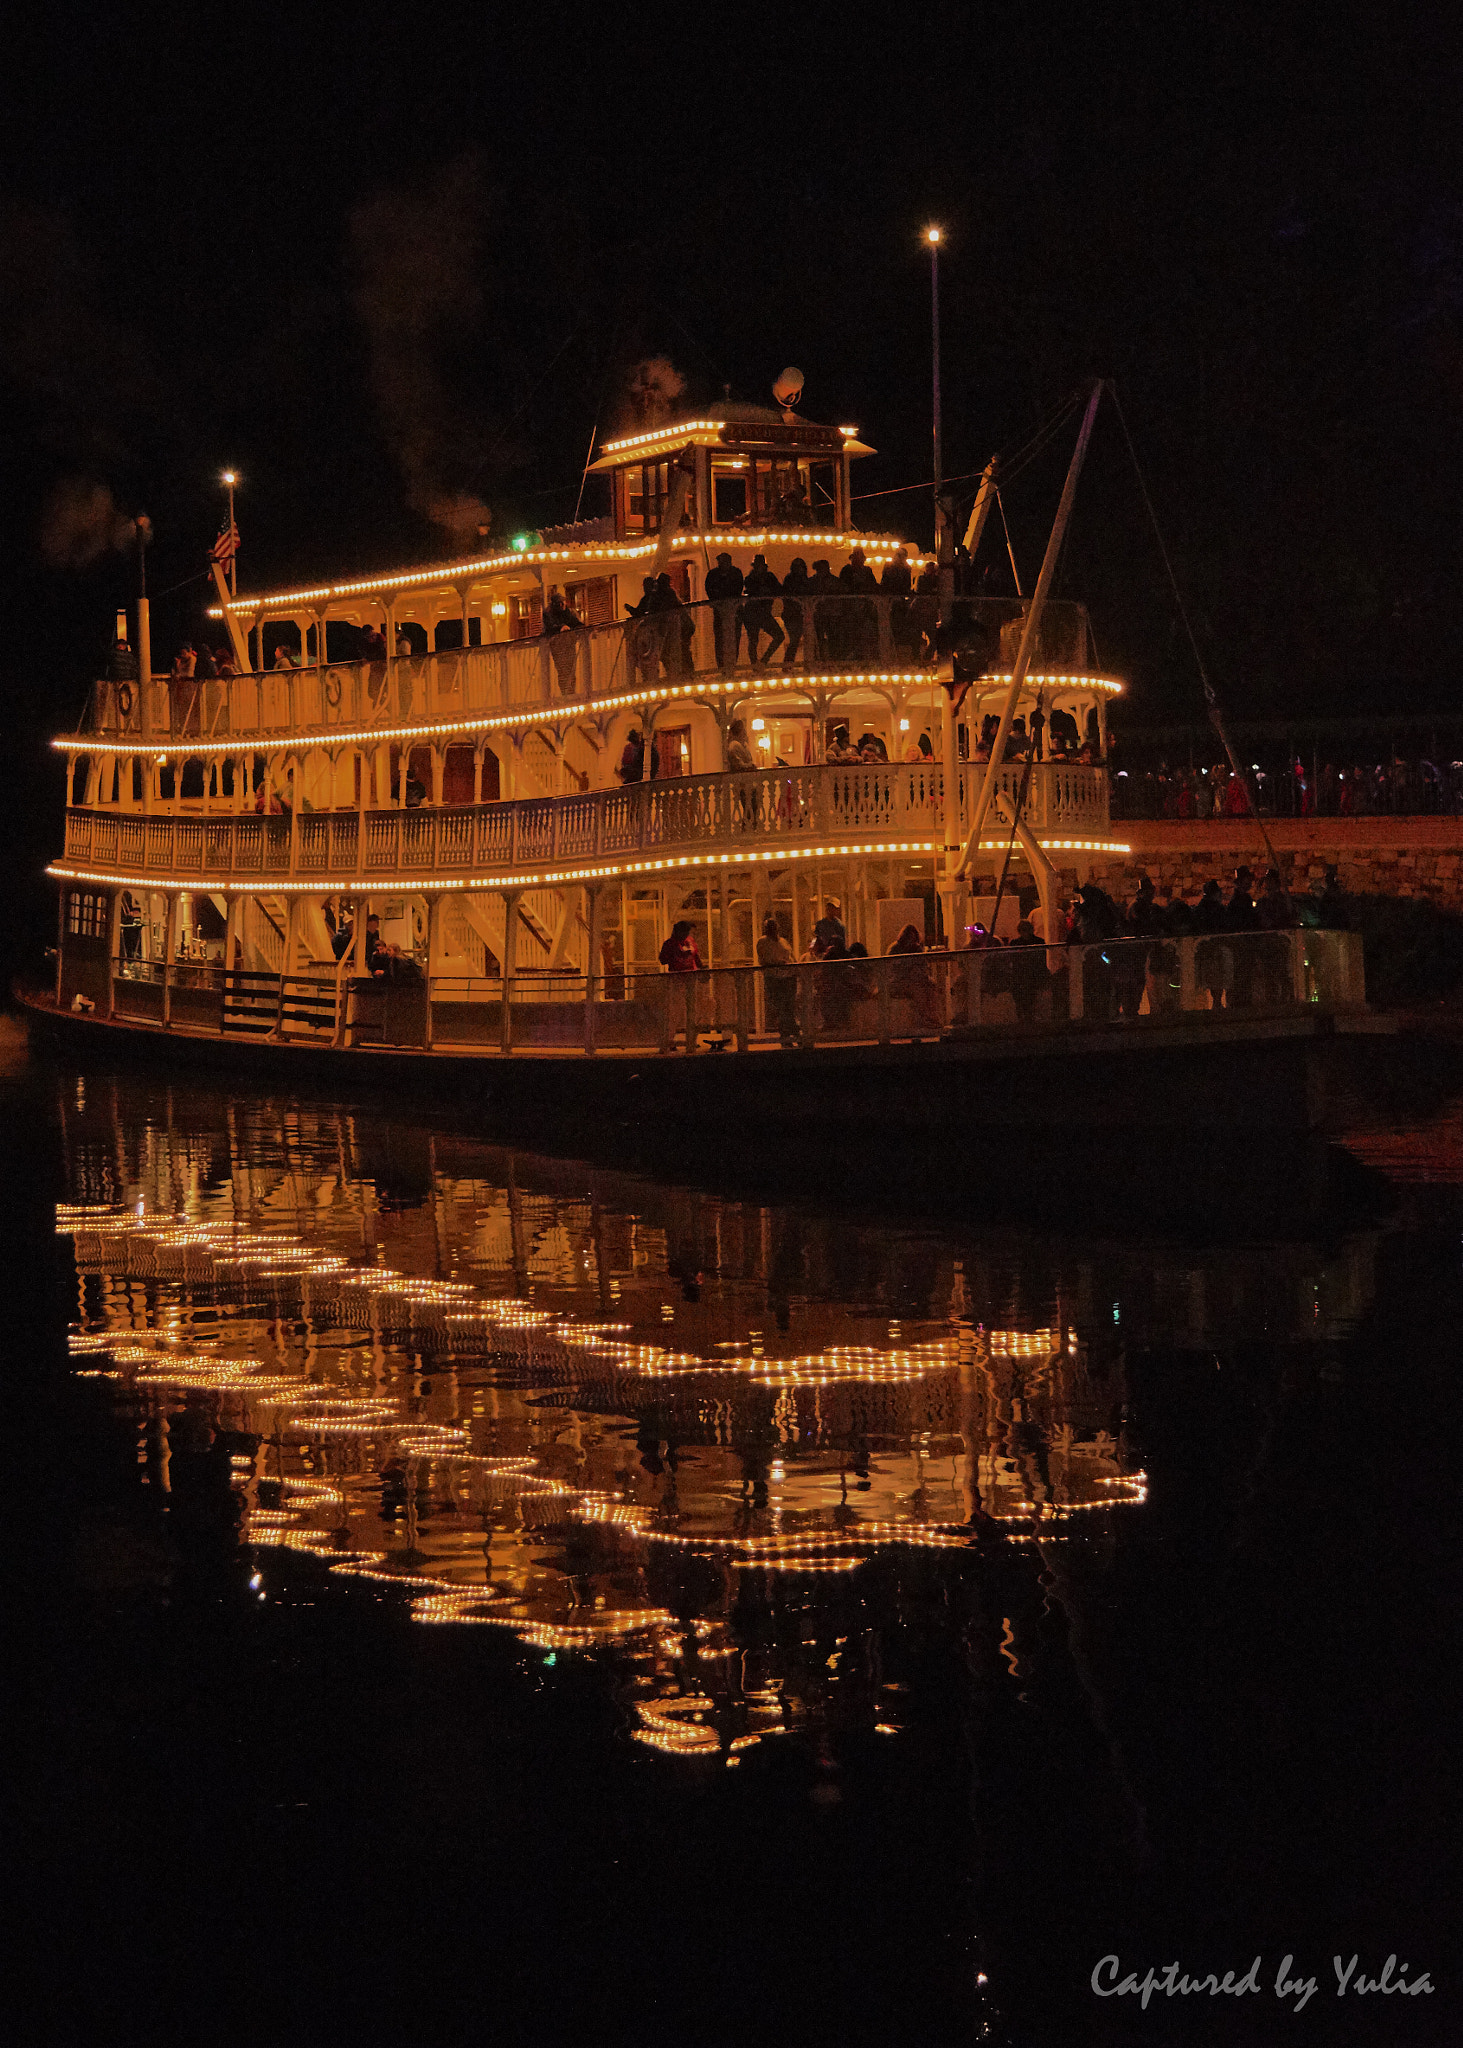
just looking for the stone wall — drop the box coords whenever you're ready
[1059,818,1463,914]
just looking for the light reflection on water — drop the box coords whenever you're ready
[56,1076,1382,1764]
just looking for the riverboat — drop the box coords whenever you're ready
[34,385,1374,1136]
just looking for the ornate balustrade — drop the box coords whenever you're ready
[60,759,1112,885]
[75,596,1110,747]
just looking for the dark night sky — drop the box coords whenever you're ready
[2,0,1460,813]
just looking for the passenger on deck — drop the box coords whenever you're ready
[882,546,915,659]
[1257,866,1295,930]
[839,548,879,660]
[363,914,386,975]
[361,623,388,703]
[809,560,840,662]
[658,921,703,974]
[888,923,942,1033]
[109,631,138,682]
[1029,702,1046,760]
[827,726,859,764]
[1126,875,1165,937]
[757,915,798,1045]
[903,731,935,764]
[741,554,784,665]
[880,545,913,596]
[858,731,889,763]
[333,913,355,961]
[909,560,940,663]
[1225,864,1261,1006]
[647,574,694,681]
[625,576,659,686]
[705,553,744,672]
[1226,866,1260,931]
[811,901,846,957]
[617,727,646,784]
[780,558,811,666]
[1008,917,1049,1023]
[725,717,756,773]
[1312,864,1350,929]
[543,587,583,694]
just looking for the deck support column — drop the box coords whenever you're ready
[161,891,180,1027]
[500,888,520,1054]
[423,894,441,1048]
[107,887,123,1017]
[584,881,605,1055]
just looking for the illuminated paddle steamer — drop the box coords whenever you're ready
[40,386,1363,1077]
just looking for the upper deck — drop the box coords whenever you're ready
[53,402,1126,894]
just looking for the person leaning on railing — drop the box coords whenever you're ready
[544,587,584,694]
[780,558,811,665]
[705,553,744,673]
[756,915,799,1046]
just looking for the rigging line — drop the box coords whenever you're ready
[1109,380,1284,876]
[995,487,1023,597]
[988,745,1039,935]
[573,317,625,525]
[1107,382,1213,699]
[853,389,1085,505]
[154,569,212,600]
[480,326,583,469]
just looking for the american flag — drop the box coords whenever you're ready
[210,519,240,565]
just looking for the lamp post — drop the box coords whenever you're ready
[221,470,238,595]
[926,227,943,518]
[926,226,961,943]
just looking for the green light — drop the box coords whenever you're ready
[513,534,530,553]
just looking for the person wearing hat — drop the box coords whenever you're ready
[741,553,784,665]
[704,551,744,673]
[1227,866,1260,931]
[1226,865,1261,1007]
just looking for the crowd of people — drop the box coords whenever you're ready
[651,862,1345,1042]
[1112,754,1463,819]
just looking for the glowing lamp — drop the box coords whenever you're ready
[512,534,530,553]
[926,226,942,245]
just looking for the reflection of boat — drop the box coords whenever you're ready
[32,387,1378,1134]
[53,1077,1382,1762]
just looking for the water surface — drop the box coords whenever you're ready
[10,1031,1459,2046]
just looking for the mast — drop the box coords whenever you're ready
[956,380,1103,874]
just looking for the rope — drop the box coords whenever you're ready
[1108,382,1285,880]
[995,487,1023,595]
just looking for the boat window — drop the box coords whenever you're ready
[67,891,106,938]
[616,462,695,537]
[712,465,748,524]
[566,577,615,625]
[510,593,542,641]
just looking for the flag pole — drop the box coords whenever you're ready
[222,471,238,596]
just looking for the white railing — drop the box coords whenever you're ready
[93,932,1367,1053]
[76,596,1103,746]
[59,759,1111,885]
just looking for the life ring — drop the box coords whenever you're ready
[325,674,342,707]
[117,682,133,718]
